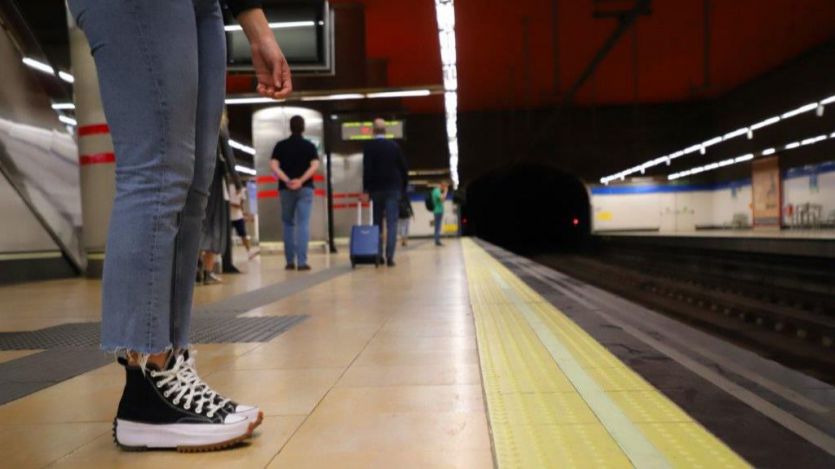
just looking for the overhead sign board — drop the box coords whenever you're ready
[341,120,404,141]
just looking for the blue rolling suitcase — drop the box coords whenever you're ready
[350,201,380,268]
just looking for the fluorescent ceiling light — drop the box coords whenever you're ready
[781,102,817,119]
[228,139,255,155]
[683,144,701,155]
[366,89,432,99]
[22,57,54,74]
[224,97,280,105]
[51,102,76,110]
[23,57,74,84]
[300,93,364,102]
[224,21,316,32]
[722,128,748,141]
[800,135,827,146]
[601,92,835,184]
[750,116,780,131]
[58,115,77,126]
[58,71,75,83]
[702,136,722,147]
[667,153,753,181]
[234,165,257,175]
[761,148,776,156]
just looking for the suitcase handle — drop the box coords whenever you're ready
[356,200,374,226]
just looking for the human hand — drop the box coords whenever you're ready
[251,38,293,99]
[238,9,293,99]
[288,179,302,190]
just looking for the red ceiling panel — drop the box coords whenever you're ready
[332,0,835,112]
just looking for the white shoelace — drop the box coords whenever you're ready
[180,352,232,409]
[150,355,227,418]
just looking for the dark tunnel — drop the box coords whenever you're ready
[463,163,590,253]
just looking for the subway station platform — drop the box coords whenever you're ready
[1,239,834,467]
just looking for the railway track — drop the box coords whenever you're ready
[532,250,835,384]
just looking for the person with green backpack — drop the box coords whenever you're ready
[431,181,449,246]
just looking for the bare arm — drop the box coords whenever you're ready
[236,9,293,99]
[270,159,291,184]
[298,159,321,185]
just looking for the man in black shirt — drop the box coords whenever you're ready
[362,118,408,266]
[270,115,320,270]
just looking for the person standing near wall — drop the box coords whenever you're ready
[362,118,408,267]
[432,181,449,246]
[67,0,292,451]
[269,115,320,271]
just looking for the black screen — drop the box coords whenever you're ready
[227,2,326,67]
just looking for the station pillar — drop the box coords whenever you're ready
[67,11,115,277]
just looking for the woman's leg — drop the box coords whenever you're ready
[70,0,253,451]
[170,0,227,348]
[71,0,199,354]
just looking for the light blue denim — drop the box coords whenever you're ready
[371,191,400,261]
[68,0,226,353]
[280,187,314,266]
[434,212,444,244]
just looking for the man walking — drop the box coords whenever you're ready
[362,118,408,267]
[270,115,320,271]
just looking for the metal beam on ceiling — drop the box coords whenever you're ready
[562,0,652,105]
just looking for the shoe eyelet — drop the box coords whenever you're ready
[184,404,191,410]
[207,412,215,418]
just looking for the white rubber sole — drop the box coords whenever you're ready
[235,405,263,428]
[115,418,251,452]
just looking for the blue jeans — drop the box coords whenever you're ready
[69,0,226,353]
[280,187,314,266]
[371,191,400,261]
[434,212,444,244]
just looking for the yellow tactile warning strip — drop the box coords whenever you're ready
[462,239,750,469]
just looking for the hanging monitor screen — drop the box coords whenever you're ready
[226,1,333,72]
[341,121,405,141]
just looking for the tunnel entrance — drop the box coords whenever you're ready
[463,163,590,253]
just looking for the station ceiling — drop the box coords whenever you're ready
[16,0,835,114]
[334,0,835,112]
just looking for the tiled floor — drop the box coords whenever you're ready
[0,241,492,468]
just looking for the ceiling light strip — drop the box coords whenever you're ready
[667,132,833,180]
[435,0,459,188]
[228,139,256,155]
[22,57,74,83]
[601,92,835,184]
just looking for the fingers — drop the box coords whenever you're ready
[272,57,293,99]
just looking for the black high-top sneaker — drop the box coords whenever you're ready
[113,354,252,452]
[179,350,264,429]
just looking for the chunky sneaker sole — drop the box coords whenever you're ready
[113,353,256,452]
[113,414,253,452]
[232,405,264,429]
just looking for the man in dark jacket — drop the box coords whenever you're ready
[362,118,408,266]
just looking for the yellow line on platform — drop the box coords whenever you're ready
[462,239,750,469]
